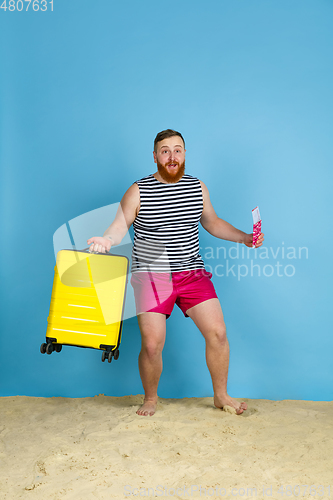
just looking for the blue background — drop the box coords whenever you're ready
[1,0,332,401]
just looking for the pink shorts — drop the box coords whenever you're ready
[130,269,218,318]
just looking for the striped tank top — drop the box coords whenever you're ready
[132,173,205,273]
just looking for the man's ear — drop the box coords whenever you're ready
[153,151,157,163]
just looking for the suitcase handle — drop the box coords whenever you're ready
[82,247,105,254]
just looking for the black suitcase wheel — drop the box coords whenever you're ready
[46,343,54,355]
[101,351,107,362]
[55,344,62,353]
[113,348,119,360]
[108,352,113,363]
[40,343,47,354]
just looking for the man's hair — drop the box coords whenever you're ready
[154,129,185,152]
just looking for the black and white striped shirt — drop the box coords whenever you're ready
[132,173,205,273]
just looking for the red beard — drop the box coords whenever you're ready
[156,160,185,183]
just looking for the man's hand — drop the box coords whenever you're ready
[244,232,265,248]
[87,236,112,253]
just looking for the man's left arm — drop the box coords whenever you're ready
[199,181,264,248]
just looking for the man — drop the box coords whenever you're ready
[87,129,264,417]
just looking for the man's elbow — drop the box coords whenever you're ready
[200,220,216,236]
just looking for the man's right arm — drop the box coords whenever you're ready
[87,183,140,253]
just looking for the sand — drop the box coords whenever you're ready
[0,395,332,499]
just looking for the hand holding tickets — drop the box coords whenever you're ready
[252,206,262,248]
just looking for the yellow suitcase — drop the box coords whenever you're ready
[40,249,129,363]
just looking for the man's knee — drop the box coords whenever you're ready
[138,313,166,356]
[206,322,227,346]
[141,340,164,359]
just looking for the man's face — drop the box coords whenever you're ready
[153,136,186,183]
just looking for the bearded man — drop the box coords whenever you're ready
[87,129,264,416]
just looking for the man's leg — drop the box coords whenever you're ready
[136,312,166,416]
[186,298,247,415]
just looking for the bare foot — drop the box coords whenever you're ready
[136,399,157,417]
[214,395,247,415]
